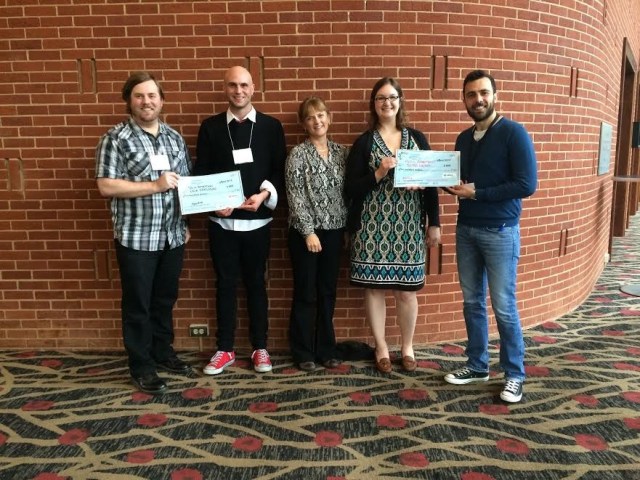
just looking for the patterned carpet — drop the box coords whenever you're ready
[2,223,640,480]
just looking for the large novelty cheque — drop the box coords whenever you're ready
[178,171,244,215]
[394,150,460,188]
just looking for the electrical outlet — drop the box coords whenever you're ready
[189,324,209,337]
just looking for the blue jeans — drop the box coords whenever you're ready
[455,224,525,381]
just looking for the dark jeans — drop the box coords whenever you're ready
[115,240,184,377]
[208,221,271,352]
[288,227,343,364]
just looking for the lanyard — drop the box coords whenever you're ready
[226,119,254,151]
[462,114,501,181]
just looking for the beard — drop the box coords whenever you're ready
[466,100,495,122]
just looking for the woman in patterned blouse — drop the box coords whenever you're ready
[285,97,349,372]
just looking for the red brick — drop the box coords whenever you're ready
[0,1,637,352]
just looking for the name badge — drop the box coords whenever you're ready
[233,148,254,165]
[149,154,170,170]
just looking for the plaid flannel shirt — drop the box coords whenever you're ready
[95,118,192,251]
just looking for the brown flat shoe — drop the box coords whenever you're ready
[375,357,392,374]
[401,356,417,372]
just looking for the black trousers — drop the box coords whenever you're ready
[208,221,271,352]
[287,227,343,364]
[115,240,184,377]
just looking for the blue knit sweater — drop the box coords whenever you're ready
[454,116,537,228]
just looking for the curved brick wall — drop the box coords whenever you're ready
[0,1,638,352]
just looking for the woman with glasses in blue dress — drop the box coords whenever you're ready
[345,77,441,374]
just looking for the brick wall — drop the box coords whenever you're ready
[1,0,639,353]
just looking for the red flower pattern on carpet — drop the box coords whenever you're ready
[627,347,640,356]
[461,473,496,480]
[564,354,587,362]
[399,452,429,468]
[15,351,36,358]
[171,468,203,480]
[532,336,557,344]
[614,362,640,372]
[622,391,640,403]
[232,435,263,452]
[249,402,278,413]
[41,359,63,369]
[399,389,428,401]
[126,449,155,464]
[575,433,608,451]
[0,433,7,446]
[314,430,342,447]
[623,417,640,430]
[573,395,599,407]
[181,388,212,400]
[377,415,407,429]
[417,360,441,370]
[602,330,625,336]
[137,413,168,427]
[479,404,510,415]
[33,474,68,480]
[525,365,550,377]
[349,392,372,404]
[442,345,464,355]
[131,392,153,403]
[541,322,563,330]
[58,428,90,445]
[496,438,530,455]
[22,399,55,411]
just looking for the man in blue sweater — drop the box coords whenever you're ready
[444,70,537,403]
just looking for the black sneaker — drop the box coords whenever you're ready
[157,355,192,374]
[444,367,490,385]
[131,373,167,395]
[500,379,523,403]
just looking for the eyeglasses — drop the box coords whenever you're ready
[374,95,400,104]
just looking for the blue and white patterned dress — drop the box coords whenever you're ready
[350,129,426,290]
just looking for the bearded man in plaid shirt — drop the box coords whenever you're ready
[95,72,192,395]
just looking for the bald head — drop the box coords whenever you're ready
[224,66,255,117]
[224,66,252,84]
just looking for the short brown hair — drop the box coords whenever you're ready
[463,69,497,93]
[121,72,164,114]
[297,96,330,123]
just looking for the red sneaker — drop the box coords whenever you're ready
[203,351,235,375]
[251,349,272,373]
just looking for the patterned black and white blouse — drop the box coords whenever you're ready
[285,139,348,236]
